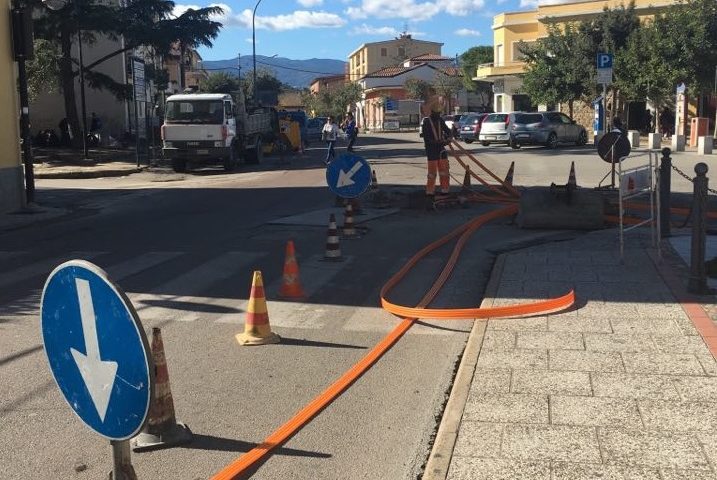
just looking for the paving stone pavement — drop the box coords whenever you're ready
[443,230,717,480]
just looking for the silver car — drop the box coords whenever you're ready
[478,113,515,146]
[510,112,588,149]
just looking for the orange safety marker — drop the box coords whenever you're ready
[210,205,575,480]
[342,203,358,238]
[324,214,342,261]
[132,328,192,451]
[278,240,306,299]
[504,161,515,186]
[237,271,280,345]
[568,161,577,187]
[447,142,520,198]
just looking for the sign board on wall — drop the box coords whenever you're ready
[383,120,399,130]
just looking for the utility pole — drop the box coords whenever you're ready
[237,52,241,79]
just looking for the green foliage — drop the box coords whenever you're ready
[459,46,492,92]
[432,73,463,101]
[404,78,432,101]
[302,82,362,119]
[201,72,241,94]
[578,1,640,56]
[26,39,60,102]
[519,24,593,117]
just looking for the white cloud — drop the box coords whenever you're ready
[351,24,400,36]
[346,0,484,21]
[455,28,481,37]
[235,9,346,30]
[297,0,324,6]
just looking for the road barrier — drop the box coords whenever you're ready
[278,241,306,300]
[371,170,378,190]
[689,163,710,294]
[131,328,192,451]
[342,203,358,238]
[324,214,342,261]
[236,271,280,346]
[210,205,575,480]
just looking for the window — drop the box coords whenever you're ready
[495,44,503,66]
[398,47,406,58]
[512,40,536,62]
[559,113,573,124]
[381,48,387,57]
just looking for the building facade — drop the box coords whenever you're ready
[348,34,442,80]
[309,74,347,95]
[475,0,676,114]
[1,0,24,213]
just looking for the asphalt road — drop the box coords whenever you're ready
[1,131,706,479]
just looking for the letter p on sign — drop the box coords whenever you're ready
[597,53,613,69]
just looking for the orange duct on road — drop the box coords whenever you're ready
[210,205,575,480]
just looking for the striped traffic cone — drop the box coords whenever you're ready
[462,166,471,192]
[131,328,192,452]
[371,170,379,189]
[324,214,343,261]
[278,240,306,299]
[504,161,515,186]
[342,203,358,238]
[236,271,280,346]
[567,161,577,187]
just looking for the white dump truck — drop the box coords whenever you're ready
[161,92,276,172]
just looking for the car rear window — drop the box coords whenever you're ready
[514,113,543,124]
[484,114,508,123]
[461,115,480,125]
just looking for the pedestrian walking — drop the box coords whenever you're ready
[659,107,674,139]
[322,116,339,164]
[421,97,452,201]
[342,112,358,152]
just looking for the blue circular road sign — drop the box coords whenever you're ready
[40,260,153,440]
[326,153,371,198]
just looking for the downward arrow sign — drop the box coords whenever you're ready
[70,278,118,422]
[336,160,364,188]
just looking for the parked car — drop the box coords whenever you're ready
[306,116,327,144]
[443,114,463,138]
[458,113,489,143]
[509,111,588,149]
[478,112,517,146]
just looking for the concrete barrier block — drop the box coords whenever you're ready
[648,133,661,150]
[698,136,713,155]
[671,135,686,152]
[627,130,641,148]
[518,188,605,230]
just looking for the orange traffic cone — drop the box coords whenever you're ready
[371,170,379,190]
[567,161,577,187]
[504,161,515,186]
[236,271,280,345]
[462,166,471,192]
[342,203,358,237]
[324,214,343,261]
[278,241,306,299]
[131,328,192,452]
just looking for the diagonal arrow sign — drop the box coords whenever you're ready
[70,278,118,422]
[336,160,364,188]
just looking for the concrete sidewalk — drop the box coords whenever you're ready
[426,230,717,480]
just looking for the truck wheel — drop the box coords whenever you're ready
[464,139,473,144]
[171,158,187,173]
[246,138,263,164]
[223,144,237,172]
[481,141,490,147]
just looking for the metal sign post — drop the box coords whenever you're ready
[41,260,153,480]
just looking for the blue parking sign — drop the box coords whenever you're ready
[597,53,613,69]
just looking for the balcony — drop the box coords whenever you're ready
[474,61,526,80]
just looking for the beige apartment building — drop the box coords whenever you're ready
[1,0,24,213]
[475,0,676,115]
[348,34,442,80]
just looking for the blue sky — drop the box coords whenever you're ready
[175,0,542,62]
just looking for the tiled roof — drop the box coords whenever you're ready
[440,66,463,76]
[364,66,413,78]
[410,54,451,61]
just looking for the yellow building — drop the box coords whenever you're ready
[348,34,442,80]
[475,0,676,113]
[1,0,24,213]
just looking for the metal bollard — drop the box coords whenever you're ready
[688,163,709,294]
[659,148,672,237]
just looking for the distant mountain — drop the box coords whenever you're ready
[201,55,347,89]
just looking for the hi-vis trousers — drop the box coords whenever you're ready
[426,158,450,195]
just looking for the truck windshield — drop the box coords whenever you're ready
[165,100,224,124]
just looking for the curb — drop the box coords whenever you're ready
[34,166,145,179]
[422,253,506,480]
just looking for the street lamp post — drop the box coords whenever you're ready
[44,0,89,159]
[252,0,263,104]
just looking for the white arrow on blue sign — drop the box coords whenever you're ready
[41,260,153,440]
[326,153,372,198]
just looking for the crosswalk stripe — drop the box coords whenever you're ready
[130,252,262,322]
[104,252,183,282]
[0,251,102,291]
[215,254,351,328]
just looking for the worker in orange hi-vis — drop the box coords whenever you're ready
[421,97,452,202]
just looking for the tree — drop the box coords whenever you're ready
[302,82,362,119]
[432,72,463,113]
[404,78,432,102]
[200,72,241,94]
[578,1,640,56]
[519,24,593,118]
[32,0,223,146]
[26,39,60,102]
[241,67,285,103]
[459,46,492,92]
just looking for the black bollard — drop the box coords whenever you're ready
[659,148,672,237]
[688,162,709,294]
